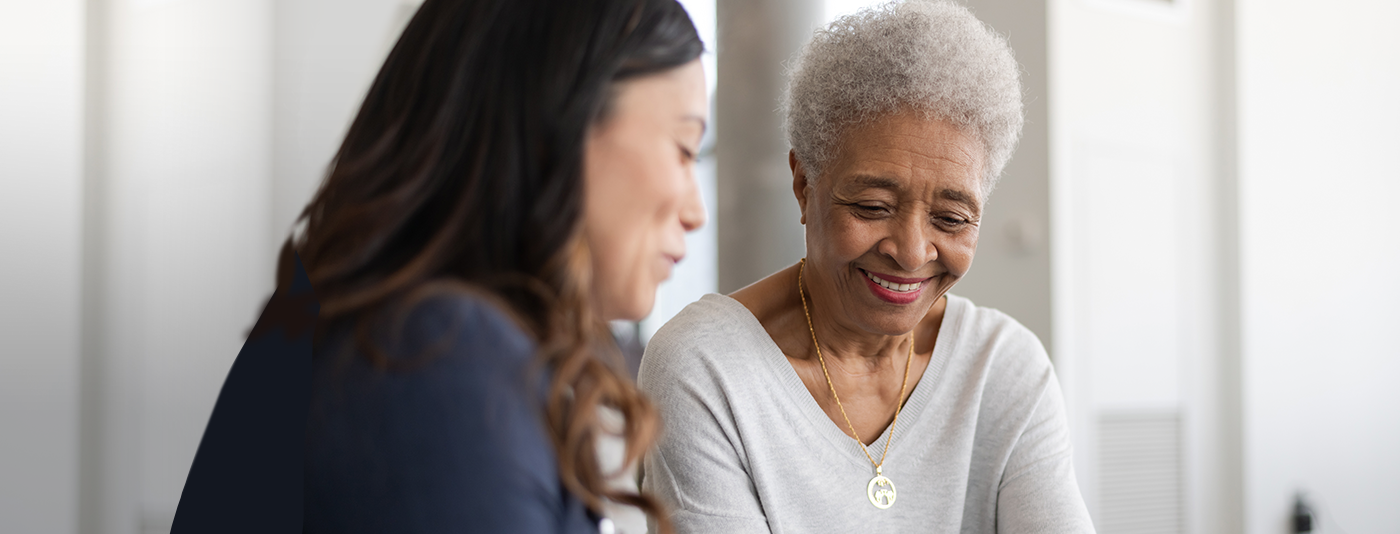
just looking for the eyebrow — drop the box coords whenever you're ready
[938,188,979,209]
[848,174,901,191]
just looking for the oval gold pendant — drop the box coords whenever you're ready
[867,474,896,509]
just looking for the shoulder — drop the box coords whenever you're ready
[305,289,597,533]
[317,288,542,391]
[311,288,543,418]
[313,287,544,410]
[947,294,1048,365]
[943,294,1056,396]
[653,293,757,341]
[394,289,535,364]
[638,294,771,394]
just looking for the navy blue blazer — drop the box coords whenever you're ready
[171,256,597,534]
[304,293,598,533]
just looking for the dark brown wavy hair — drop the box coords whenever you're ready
[277,0,701,530]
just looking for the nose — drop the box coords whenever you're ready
[679,175,706,232]
[877,213,936,272]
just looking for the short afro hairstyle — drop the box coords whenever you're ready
[782,0,1024,198]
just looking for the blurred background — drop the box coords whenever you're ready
[2,0,1397,532]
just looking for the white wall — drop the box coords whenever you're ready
[0,2,85,533]
[1237,1,1400,532]
[90,1,274,532]
[87,1,423,531]
[272,0,405,243]
[1050,0,1233,532]
[1054,0,1400,532]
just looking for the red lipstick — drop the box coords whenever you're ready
[860,269,929,305]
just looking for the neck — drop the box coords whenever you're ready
[809,321,911,371]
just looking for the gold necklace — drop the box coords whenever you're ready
[797,258,913,510]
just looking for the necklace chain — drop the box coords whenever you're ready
[797,258,914,473]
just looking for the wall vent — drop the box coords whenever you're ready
[1097,411,1183,534]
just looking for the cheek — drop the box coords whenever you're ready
[581,141,680,319]
[942,229,979,275]
[809,209,882,262]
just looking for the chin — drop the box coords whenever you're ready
[611,291,657,323]
[860,303,933,335]
[613,308,646,323]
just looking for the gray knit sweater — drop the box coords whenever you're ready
[639,293,1094,533]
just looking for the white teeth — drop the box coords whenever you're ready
[865,271,921,292]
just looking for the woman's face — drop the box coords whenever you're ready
[795,112,984,336]
[582,59,708,321]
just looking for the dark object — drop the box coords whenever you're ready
[170,255,318,534]
[1293,493,1315,533]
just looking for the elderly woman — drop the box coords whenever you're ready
[639,1,1093,532]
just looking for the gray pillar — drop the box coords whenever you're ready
[714,0,821,293]
[952,0,1051,350]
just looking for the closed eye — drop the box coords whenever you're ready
[934,216,969,230]
[856,204,891,216]
[679,145,698,163]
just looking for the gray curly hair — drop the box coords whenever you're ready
[782,0,1024,198]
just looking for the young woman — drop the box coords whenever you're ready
[293,0,706,532]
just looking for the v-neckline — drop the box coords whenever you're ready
[704,293,963,471]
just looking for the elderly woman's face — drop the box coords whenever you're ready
[796,113,984,335]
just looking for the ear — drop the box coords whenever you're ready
[791,150,811,225]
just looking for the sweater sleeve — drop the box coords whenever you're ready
[638,323,772,534]
[994,364,1096,534]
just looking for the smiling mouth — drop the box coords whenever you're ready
[863,270,925,293]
